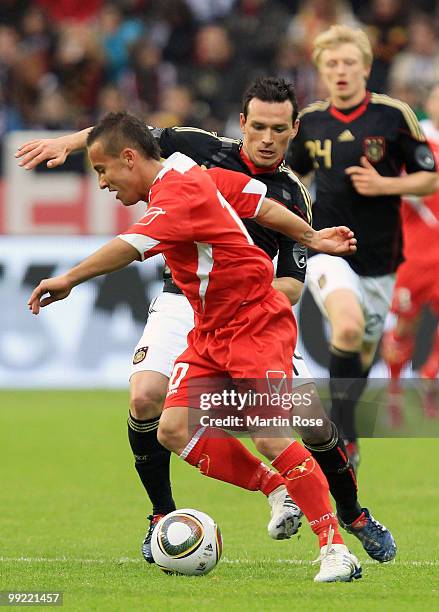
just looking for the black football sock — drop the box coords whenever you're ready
[329,345,363,443]
[127,412,176,516]
[303,423,362,525]
[341,365,371,442]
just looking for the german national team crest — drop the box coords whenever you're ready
[363,136,385,163]
[133,346,148,365]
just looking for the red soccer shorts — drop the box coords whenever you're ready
[391,259,439,319]
[164,288,297,409]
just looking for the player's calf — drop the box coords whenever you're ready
[303,422,362,523]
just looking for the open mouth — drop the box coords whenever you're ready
[259,150,275,157]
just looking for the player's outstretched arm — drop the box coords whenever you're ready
[255,198,357,255]
[15,127,93,170]
[28,238,139,314]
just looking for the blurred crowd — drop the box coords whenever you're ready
[1,0,439,143]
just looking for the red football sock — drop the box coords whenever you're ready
[382,329,414,380]
[420,327,439,379]
[182,428,284,496]
[272,441,344,547]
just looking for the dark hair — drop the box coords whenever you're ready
[242,77,299,123]
[87,112,161,160]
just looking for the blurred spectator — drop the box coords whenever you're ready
[156,0,197,66]
[97,3,143,83]
[19,5,54,57]
[10,6,55,125]
[181,23,246,128]
[0,25,20,104]
[0,0,29,27]
[120,39,177,116]
[389,14,439,114]
[288,0,360,60]
[185,0,236,24]
[0,82,23,135]
[36,0,103,23]
[0,81,23,172]
[226,0,292,68]
[94,84,127,121]
[271,38,319,108]
[360,0,409,92]
[148,84,199,127]
[53,22,104,125]
[35,89,74,129]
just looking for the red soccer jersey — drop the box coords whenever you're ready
[401,123,439,262]
[119,153,274,330]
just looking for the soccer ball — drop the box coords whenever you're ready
[151,508,222,576]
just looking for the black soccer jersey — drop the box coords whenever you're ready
[150,126,312,284]
[288,92,436,276]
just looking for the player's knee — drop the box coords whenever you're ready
[157,420,186,453]
[130,387,165,420]
[333,320,364,350]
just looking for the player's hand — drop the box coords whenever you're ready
[315,226,357,256]
[345,156,385,196]
[28,275,73,315]
[15,136,71,170]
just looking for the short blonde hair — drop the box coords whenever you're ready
[312,24,373,68]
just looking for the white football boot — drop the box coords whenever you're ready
[313,526,362,583]
[267,486,303,540]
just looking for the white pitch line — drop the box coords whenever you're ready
[0,557,437,567]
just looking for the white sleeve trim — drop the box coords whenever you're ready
[118,234,160,261]
[243,178,267,217]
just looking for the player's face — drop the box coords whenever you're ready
[240,98,298,168]
[318,43,370,107]
[88,141,145,206]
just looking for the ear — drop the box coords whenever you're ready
[239,112,246,132]
[121,148,136,168]
[290,118,300,139]
[364,64,372,81]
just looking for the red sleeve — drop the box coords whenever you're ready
[118,179,192,261]
[206,167,267,218]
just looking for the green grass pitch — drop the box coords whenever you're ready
[1,390,438,611]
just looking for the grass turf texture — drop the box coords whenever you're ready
[1,390,438,611]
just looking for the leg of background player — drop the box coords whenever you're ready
[325,289,364,450]
[420,323,439,379]
[325,289,365,466]
[419,324,439,419]
[382,317,417,426]
[382,317,418,380]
